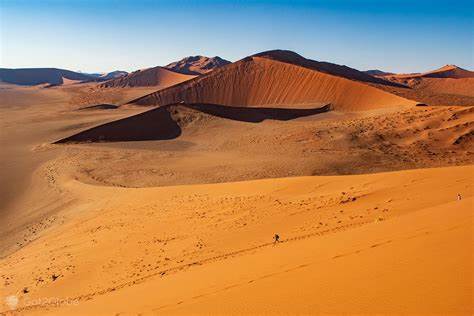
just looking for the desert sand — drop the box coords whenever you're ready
[0,51,473,315]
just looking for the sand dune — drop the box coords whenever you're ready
[390,64,474,80]
[165,55,231,75]
[1,164,471,314]
[99,66,195,88]
[409,77,474,97]
[0,68,95,86]
[374,77,474,106]
[131,51,414,110]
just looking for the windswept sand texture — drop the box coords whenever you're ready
[0,51,473,315]
[132,51,414,110]
[99,66,195,88]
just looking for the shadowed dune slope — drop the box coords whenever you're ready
[0,68,95,86]
[54,106,182,143]
[131,54,414,111]
[99,66,195,88]
[55,103,330,143]
[78,104,119,110]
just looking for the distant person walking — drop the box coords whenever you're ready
[273,233,280,244]
[457,193,462,201]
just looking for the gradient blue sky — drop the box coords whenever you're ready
[1,0,473,73]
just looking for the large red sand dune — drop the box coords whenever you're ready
[99,66,195,88]
[130,50,414,111]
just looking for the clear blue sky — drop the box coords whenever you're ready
[1,0,473,73]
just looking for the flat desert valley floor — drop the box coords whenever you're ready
[0,54,473,314]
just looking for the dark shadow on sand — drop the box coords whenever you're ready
[55,106,181,143]
[55,103,330,143]
[185,103,331,122]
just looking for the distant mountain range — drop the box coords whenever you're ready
[0,68,96,86]
[164,56,231,75]
[0,68,128,86]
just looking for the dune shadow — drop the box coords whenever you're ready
[55,106,181,143]
[55,103,330,143]
[185,103,331,122]
[78,104,119,110]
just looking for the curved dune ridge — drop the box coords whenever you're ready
[99,66,195,88]
[130,51,414,110]
[54,103,331,143]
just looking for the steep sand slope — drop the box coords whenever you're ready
[165,56,231,75]
[99,66,195,88]
[132,56,414,110]
[1,166,471,314]
[0,68,95,86]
